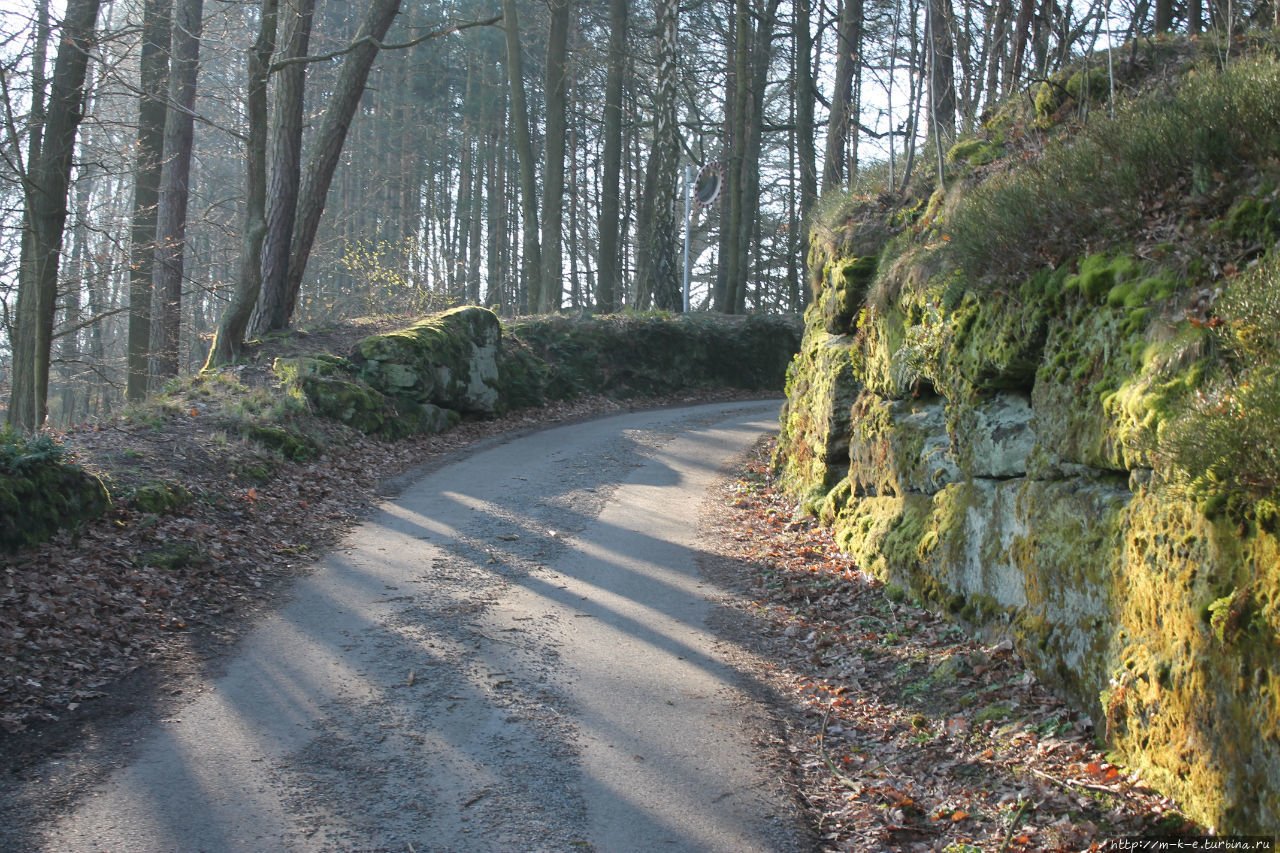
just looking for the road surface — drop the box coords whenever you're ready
[29,401,811,852]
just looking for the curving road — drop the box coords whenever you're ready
[33,401,811,852]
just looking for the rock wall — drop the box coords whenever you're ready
[281,307,802,439]
[774,222,1280,832]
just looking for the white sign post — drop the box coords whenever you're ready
[682,164,693,312]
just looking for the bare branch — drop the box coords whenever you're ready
[269,15,502,72]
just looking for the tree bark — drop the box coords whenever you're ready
[795,0,816,290]
[539,0,570,313]
[150,0,204,380]
[645,0,681,311]
[927,0,956,150]
[502,0,541,313]
[8,0,102,431]
[257,0,402,332]
[595,0,627,313]
[125,0,171,401]
[252,0,314,336]
[822,0,862,192]
[204,0,279,369]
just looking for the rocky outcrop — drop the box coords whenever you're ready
[773,209,1280,831]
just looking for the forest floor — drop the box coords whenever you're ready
[0,320,1202,850]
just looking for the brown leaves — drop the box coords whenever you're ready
[707,438,1202,852]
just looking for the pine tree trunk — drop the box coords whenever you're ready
[261,0,402,332]
[150,0,204,380]
[125,0,171,400]
[595,0,627,313]
[646,0,680,311]
[823,0,863,192]
[538,0,570,313]
[502,0,541,313]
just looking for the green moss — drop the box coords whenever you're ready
[947,139,1004,167]
[138,541,205,571]
[0,432,110,552]
[131,480,193,514]
[974,702,1015,724]
[1223,193,1280,244]
[1064,252,1141,304]
[298,375,390,434]
[814,254,880,334]
[1207,587,1250,646]
[240,423,319,460]
[774,332,862,497]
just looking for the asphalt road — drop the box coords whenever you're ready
[33,401,811,852]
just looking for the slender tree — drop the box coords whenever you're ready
[823,0,863,192]
[645,0,681,310]
[204,0,279,368]
[596,0,627,313]
[539,0,571,313]
[502,0,541,312]
[125,0,172,400]
[8,0,103,431]
[252,0,314,336]
[255,0,402,332]
[151,0,204,380]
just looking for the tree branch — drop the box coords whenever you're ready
[269,15,502,72]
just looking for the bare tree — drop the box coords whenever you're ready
[150,0,204,380]
[8,0,103,431]
[125,0,172,400]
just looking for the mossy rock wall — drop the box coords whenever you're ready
[282,308,801,439]
[773,210,1280,831]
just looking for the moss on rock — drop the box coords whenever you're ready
[131,480,193,514]
[0,459,110,552]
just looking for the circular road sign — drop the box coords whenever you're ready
[694,162,724,208]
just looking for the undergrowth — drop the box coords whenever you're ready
[945,52,1280,279]
[1159,252,1280,524]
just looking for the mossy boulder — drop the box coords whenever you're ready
[131,480,193,514]
[0,462,110,552]
[351,305,503,416]
[846,392,960,498]
[1103,486,1280,832]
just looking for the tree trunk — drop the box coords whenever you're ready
[927,0,956,150]
[716,0,748,313]
[258,0,402,332]
[8,0,102,431]
[150,0,204,380]
[502,0,541,313]
[795,0,816,305]
[645,0,681,311]
[595,0,627,313]
[204,0,279,369]
[125,0,171,401]
[539,0,570,313]
[822,0,862,192]
[252,0,314,336]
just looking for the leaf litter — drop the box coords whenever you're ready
[704,438,1203,852]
